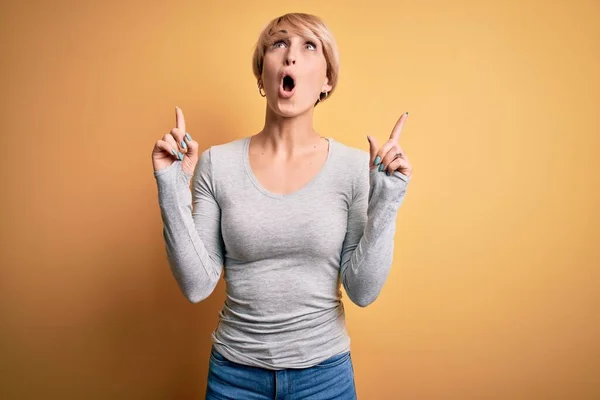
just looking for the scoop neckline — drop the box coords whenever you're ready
[242,135,334,199]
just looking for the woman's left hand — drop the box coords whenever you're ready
[367,112,413,178]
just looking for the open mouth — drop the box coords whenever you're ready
[282,75,295,92]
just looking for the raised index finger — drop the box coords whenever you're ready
[175,106,186,134]
[389,112,408,142]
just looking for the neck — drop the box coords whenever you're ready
[255,104,323,161]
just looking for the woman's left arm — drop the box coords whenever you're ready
[340,113,413,307]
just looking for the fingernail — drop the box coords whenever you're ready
[178,152,184,160]
[171,149,177,157]
[386,170,390,176]
[405,111,409,116]
[374,156,381,165]
[378,163,384,172]
[181,140,187,149]
[185,132,192,141]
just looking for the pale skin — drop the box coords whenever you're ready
[248,26,332,194]
[151,26,412,191]
[367,112,413,178]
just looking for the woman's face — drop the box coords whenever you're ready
[261,25,332,116]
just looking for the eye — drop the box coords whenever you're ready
[305,41,317,50]
[271,39,317,51]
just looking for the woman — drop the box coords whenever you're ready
[152,12,412,400]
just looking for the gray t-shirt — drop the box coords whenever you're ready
[154,136,410,370]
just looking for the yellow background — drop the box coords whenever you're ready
[1,0,598,398]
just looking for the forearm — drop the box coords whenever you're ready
[154,161,222,303]
[341,169,410,307]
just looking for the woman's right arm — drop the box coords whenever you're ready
[154,147,225,303]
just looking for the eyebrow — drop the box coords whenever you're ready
[270,29,319,43]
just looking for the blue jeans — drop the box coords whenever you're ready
[205,346,357,399]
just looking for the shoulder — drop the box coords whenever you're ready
[329,138,371,199]
[194,138,246,195]
[330,137,370,175]
[200,137,245,161]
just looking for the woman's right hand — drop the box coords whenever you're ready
[152,106,199,176]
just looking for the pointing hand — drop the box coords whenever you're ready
[367,112,412,178]
[152,107,199,176]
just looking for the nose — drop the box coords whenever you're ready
[284,49,296,66]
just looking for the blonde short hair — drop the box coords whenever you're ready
[251,13,340,105]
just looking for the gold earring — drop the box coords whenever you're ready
[258,82,266,97]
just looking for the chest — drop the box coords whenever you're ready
[220,193,349,263]
[248,142,329,196]
[217,137,353,263]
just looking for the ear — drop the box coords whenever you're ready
[321,77,333,93]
